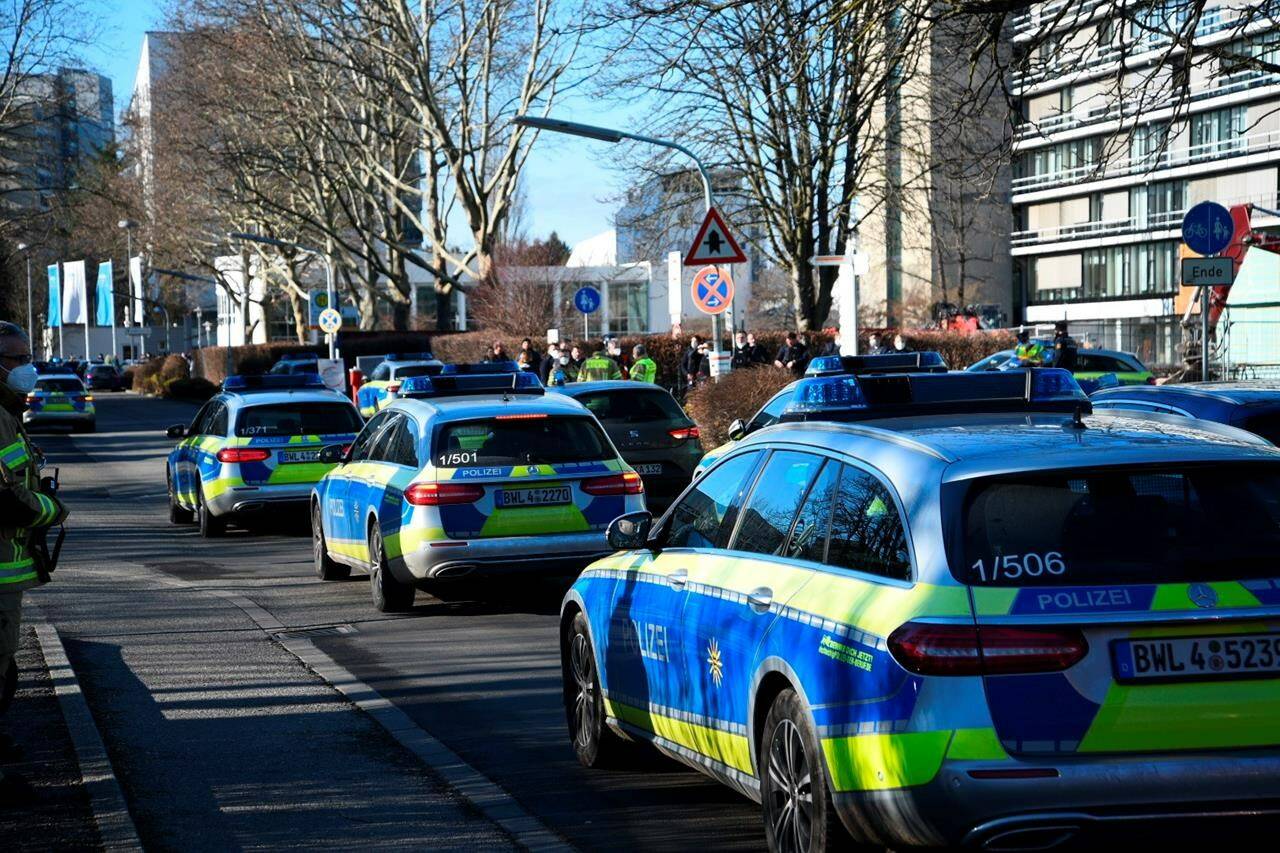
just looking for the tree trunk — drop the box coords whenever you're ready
[289,289,307,343]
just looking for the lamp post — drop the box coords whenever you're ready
[118,220,137,335]
[514,115,724,356]
[16,242,32,347]
[228,232,336,358]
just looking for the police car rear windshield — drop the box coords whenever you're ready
[956,463,1280,586]
[434,416,611,467]
[394,364,443,379]
[234,403,362,437]
[37,378,83,392]
[573,389,685,422]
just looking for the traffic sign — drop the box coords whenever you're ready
[1181,256,1234,287]
[691,266,734,315]
[318,307,342,334]
[1182,201,1234,256]
[685,206,747,266]
[573,285,601,314]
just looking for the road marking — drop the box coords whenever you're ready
[29,606,144,851]
[148,577,572,852]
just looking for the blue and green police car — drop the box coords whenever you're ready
[24,374,95,432]
[311,365,646,612]
[165,374,362,537]
[562,367,1280,850]
[355,352,445,417]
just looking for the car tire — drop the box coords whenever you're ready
[167,470,194,525]
[312,502,349,581]
[197,484,226,538]
[368,525,413,612]
[760,689,846,853]
[563,610,632,768]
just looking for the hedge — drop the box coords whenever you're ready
[684,366,794,447]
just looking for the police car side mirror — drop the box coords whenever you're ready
[165,424,186,439]
[607,511,652,551]
[727,418,747,441]
[319,444,347,465]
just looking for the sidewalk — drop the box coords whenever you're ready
[0,625,102,851]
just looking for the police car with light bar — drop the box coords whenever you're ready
[164,374,362,537]
[693,352,950,478]
[311,363,645,612]
[562,366,1280,850]
[355,352,445,417]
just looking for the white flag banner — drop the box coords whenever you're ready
[62,259,88,325]
[129,256,144,325]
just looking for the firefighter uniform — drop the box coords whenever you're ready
[577,350,623,381]
[630,356,658,384]
[1015,341,1046,366]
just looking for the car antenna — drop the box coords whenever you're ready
[1070,403,1087,430]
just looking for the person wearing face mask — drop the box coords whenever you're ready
[0,321,67,798]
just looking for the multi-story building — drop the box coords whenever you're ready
[1010,1,1280,368]
[0,67,113,217]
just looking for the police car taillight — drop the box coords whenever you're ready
[887,622,1087,676]
[217,448,272,463]
[669,426,700,441]
[405,482,485,506]
[582,471,644,496]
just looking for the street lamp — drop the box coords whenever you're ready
[118,219,138,331]
[16,242,32,347]
[514,114,724,356]
[228,232,337,358]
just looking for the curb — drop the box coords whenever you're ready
[30,607,143,851]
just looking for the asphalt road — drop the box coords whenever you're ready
[28,393,762,851]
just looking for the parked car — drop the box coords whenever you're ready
[1092,381,1280,444]
[84,362,125,391]
[24,375,95,432]
[967,343,1155,385]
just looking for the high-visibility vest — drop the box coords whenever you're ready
[577,353,622,381]
[0,412,64,591]
[630,357,657,384]
[1015,342,1045,365]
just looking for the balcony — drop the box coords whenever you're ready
[1010,0,1111,37]
[1012,191,1280,248]
[1014,68,1280,142]
[1011,127,1280,194]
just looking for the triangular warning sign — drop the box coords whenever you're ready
[684,206,748,266]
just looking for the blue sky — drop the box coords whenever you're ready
[82,1,619,249]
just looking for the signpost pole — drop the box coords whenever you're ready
[1202,285,1210,381]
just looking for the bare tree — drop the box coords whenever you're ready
[596,0,936,330]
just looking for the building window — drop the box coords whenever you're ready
[1130,180,1186,228]
[1018,137,1100,180]
[1190,106,1247,158]
[607,279,647,334]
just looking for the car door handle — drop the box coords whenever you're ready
[747,587,773,613]
[669,569,688,589]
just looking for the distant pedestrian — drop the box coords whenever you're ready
[746,332,768,365]
[681,335,703,392]
[818,327,841,357]
[1052,322,1078,371]
[774,332,807,375]
[540,344,560,384]
[867,333,890,355]
[892,334,912,354]
[1014,329,1045,366]
[694,342,712,384]
[731,332,755,369]
[577,345,623,381]
[567,345,586,379]
[486,341,509,363]
[549,355,572,386]
[518,338,541,373]
[630,345,658,384]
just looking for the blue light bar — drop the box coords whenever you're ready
[223,374,327,392]
[441,361,519,375]
[804,351,948,376]
[399,370,543,399]
[385,352,436,362]
[783,368,1088,421]
[279,351,319,361]
[787,376,868,414]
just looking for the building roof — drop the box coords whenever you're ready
[566,230,617,267]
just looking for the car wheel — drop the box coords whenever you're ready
[760,689,845,853]
[167,470,194,525]
[368,525,413,612]
[312,502,349,581]
[197,484,226,538]
[563,610,631,768]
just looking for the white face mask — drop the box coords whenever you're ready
[4,363,37,394]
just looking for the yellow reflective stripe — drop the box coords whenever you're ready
[605,697,753,775]
[821,731,951,792]
[944,727,1008,761]
[327,538,369,562]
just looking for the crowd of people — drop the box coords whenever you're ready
[477,327,903,398]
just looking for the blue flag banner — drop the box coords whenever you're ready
[95,260,114,326]
[47,264,61,328]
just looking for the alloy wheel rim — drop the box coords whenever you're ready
[312,508,323,564]
[767,719,813,853]
[570,632,595,747]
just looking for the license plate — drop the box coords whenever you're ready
[280,449,322,463]
[498,486,571,507]
[633,464,663,476]
[1112,633,1280,683]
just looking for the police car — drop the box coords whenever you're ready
[311,365,645,612]
[1092,381,1280,445]
[561,367,1280,850]
[24,374,95,432]
[355,352,445,417]
[694,352,948,478]
[165,374,362,537]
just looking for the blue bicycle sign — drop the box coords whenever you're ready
[574,286,601,314]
